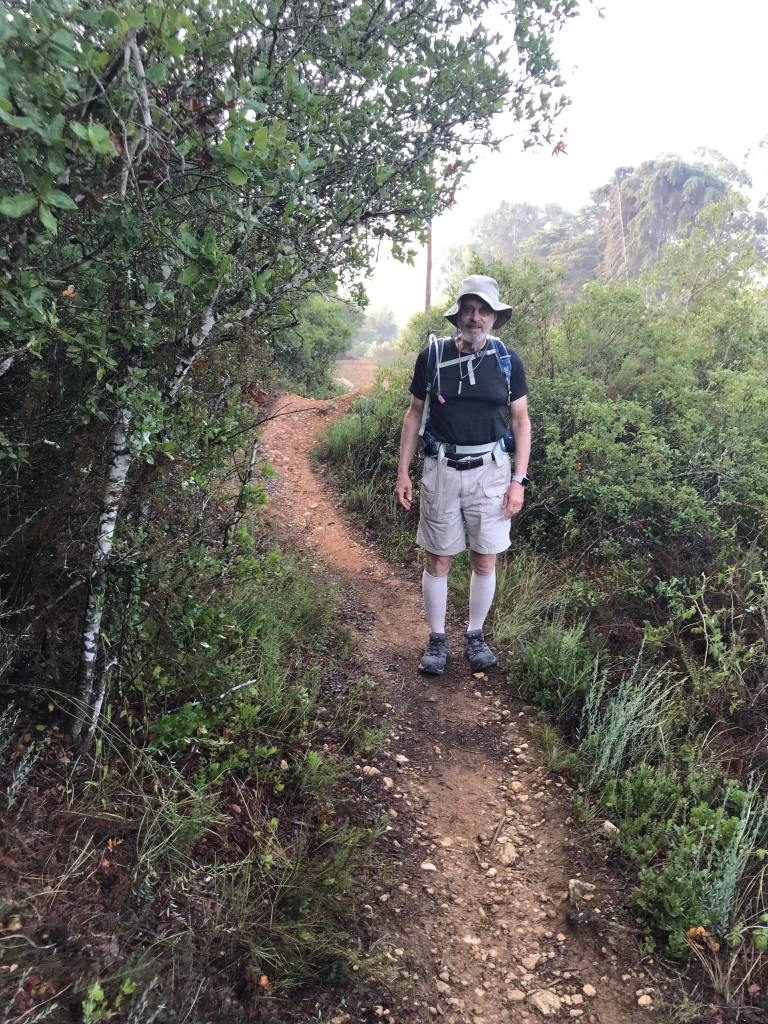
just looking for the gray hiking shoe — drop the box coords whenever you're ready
[419,632,450,675]
[464,629,497,671]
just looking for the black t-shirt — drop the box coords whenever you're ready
[409,338,528,446]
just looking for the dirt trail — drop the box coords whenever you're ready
[260,374,661,1024]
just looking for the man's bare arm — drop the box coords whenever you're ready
[502,395,531,518]
[396,395,425,510]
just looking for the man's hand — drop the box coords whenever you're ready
[396,472,413,510]
[502,480,525,519]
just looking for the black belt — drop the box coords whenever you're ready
[446,456,485,471]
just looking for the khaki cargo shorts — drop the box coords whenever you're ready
[416,454,512,556]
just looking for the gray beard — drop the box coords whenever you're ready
[457,327,490,352]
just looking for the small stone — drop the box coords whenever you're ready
[474,987,486,998]
[421,861,437,871]
[568,879,596,901]
[582,984,596,998]
[435,980,451,997]
[439,971,450,982]
[521,956,539,971]
[571,994,584,1005]
[383,777,394,789]
[527,990,561,1015]
[601,819,620,836]
[557,933,566,942]
[462,935,481,945]
[362,765,380,777]
[486,867,497,877]
[508,989,525,1002]
[570,1011,584,1018]
[510,781,524,793]
[395,754,409,764]
[497,844,519,867]
[638,995,653,1008]
[440,837,453,847]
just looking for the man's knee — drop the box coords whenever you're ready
[425,552,453,577]
[469,550,497,575]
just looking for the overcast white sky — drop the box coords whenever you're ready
[362,0,768,323]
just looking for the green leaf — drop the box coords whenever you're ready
[70,122,89,139]
[252,126,268,151]
[165,36,185,58]
[102,8,120,28]
[0,194,38,218]
[178,265,201,285]
[77,9,105,25]
[0,108,36,131]
[46,189,78,211]
[126,9,145,29]
[39,203,57,234]
[226,166,247,186]
[146,62,169,84]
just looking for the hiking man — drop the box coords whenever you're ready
[396,275,531,675]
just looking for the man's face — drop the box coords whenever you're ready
[457,296,497,347]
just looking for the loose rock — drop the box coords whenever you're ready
[638,995,653,1007]
[582,984,596,998]
[528,990,562,1015]
[601,819,620,836]
[568,879,596,901]
[420,861,437,871]
[496,844,519,867]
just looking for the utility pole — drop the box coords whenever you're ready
[425,220,432,310]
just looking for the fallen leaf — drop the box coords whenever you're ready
[259,974,272,995]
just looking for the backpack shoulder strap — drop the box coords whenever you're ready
[419,334,442,436]
[490,336,512,403]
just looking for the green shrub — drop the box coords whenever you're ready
[580,655,680,792]
[511,613,594,720]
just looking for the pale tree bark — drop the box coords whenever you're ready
[164,285,221,404]
[70,405,133,743]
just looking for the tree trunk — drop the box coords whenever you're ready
[70,405,133,743]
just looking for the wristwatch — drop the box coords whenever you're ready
[512,475,529,486]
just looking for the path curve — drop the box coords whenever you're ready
[259,376,661,1024]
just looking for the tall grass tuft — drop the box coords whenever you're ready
[579,651,679,792]
[511,610,594,720]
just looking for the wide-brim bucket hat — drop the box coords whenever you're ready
[444,274,513,329]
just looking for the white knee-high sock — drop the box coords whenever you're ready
[422,571,448,634]
[468,570,496,632]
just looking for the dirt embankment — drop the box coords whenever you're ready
[259,370,671,1024]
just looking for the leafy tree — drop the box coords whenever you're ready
[455,153,762,298]
[0,0,581,739]
[274,295,359,396]
[350,305,399,355]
